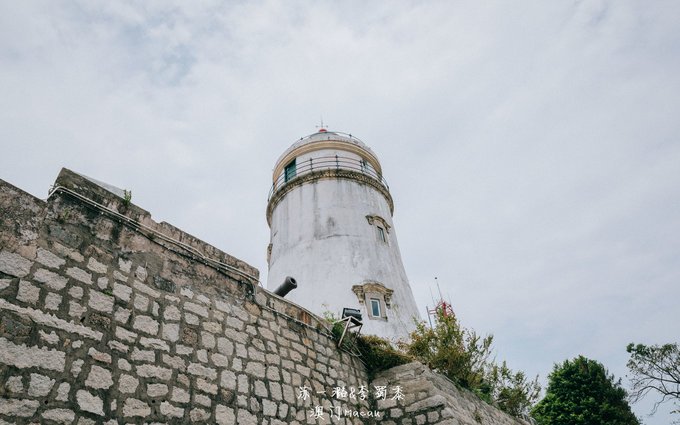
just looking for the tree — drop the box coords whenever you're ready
[531,356,640,425]
[626,342,680,419]
[404,308,494,390]
[404,308,540,418]
[487,361,541,418]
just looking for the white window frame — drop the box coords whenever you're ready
[370,298,381,317]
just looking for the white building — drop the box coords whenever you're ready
[266,129,421,341]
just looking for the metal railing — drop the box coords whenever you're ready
[268,155,389,201]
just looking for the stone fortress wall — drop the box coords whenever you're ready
[0,169,528,425]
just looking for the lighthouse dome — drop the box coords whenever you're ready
[272,130,383,183]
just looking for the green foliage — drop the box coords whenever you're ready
[626,342,680,419]
[356,335,412,379]
[321,308,539,419]
[531,356,640,425]
[404,308,540,418]
[487,361,541,418]
[321,310,411,378]
[122,189,132,206]
[403,309,493,390]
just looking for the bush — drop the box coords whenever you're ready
[403,308,540,418]
[322,310,411,378]
[356,334,412,379]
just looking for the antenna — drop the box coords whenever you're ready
[426,276,454,326]
[316,116,327,132]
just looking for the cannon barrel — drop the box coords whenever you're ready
[273,276,297,297]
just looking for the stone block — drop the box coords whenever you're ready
[147,383,169,397]
[119,374,139,394]
[66,267,92,284]
[140,336,169,351]
[164,304,181,320]
[36,248,66,269]
[162,322,179,342]
[28,373,55,396]
[189,408,210,422]
[17,280,40,304]
[118,258,132,273]
[215,405,235,424]
[5,376,24,393]
[42,408,76,424]
[68,285,83,299]
[160,401,184,418]
[87,257,108,274]
[113,283,132,302]
[132,315,159,335]
[131,348,155,362]
[133,294,149,311]
[263,399,278,416]
[171,387,190,403]
[194,393,211,407]
[71,359,84,377]
[44,292,62,310]
[76,390,104,416]
[133,279,159,298]
[114,307,131,323]
[196,378,218,394]
[136,364,172,380]
[123,398,151,417]
[201,331,215,349]
[184,301,208,318]
[55,382,70,401]
[88,290,114,313]
[0,337,66,372]
[0,251,33,277]
[88,347,112,363]
[187,363,217,380]
[97,276,109,289]
[115,326,137,343]
[85,365,113,389]
[0,398,39,417]
[245,361,266,378]
[217,337,233,355]
[237,409,258,425]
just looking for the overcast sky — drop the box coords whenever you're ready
[1,1,679,423]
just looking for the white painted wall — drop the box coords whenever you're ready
[267,136,422,341]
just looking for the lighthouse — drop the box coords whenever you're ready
[266,129,421,340]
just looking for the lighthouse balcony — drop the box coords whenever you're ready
[267,154,390,200]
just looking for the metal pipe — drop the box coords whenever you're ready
[273,276,297,297]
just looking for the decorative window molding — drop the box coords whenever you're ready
[351,281,394,321]
[366,214,391,244]
[365,215,391,233]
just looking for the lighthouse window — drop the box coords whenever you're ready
[284,159,297,182]
[377,226,386,243]
[370,298,381,317]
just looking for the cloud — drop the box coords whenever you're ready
[1,2,679,422]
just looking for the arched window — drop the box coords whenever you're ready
[366,215,391,245]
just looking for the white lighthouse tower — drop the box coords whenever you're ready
[266,128,421,340]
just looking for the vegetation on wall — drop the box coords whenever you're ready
[356,334,412,379]
[323,308,540,419]
[402,308,540,419]
[531,356,640,425]
[323,311,412,378]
